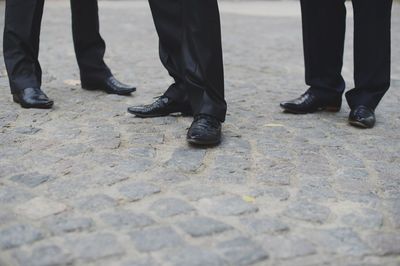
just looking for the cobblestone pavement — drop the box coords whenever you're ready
[0,1,400,266]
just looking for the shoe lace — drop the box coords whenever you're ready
[194,114,220,130]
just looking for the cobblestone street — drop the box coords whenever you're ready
[0,1,400,265]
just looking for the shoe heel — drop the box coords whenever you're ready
[325,106,341,112]
[12,95,20,104]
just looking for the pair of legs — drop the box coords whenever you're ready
[129,0,227,145]
[282,0,393,128]
[3,0,135,108]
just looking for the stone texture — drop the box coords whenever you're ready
[0,224,45,250]
[216,237,269,265]
[200,196,259,216]
[15,197,68,220]
[100,210,154,228]
[130,227,183,252]
[283,201,331,224]
[178,217,233,237]
[262,235,317,259]
[161,247,227,266]
[9,172,53,188]
[66,233,125,261]
[119,182,161,201]
[150,198,195,217]
[0,2,399,265]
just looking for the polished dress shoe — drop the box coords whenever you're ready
[187,114,222,146]
[280,91,342,114]
[82,76,136,95]
[13,88,54,109]
[127,96,192,118]
[349,105,376,129]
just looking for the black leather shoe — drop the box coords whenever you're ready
[280,91,341,114]
[349,105,376,129]
[127,96,192,118]
[13,88,54,109]
[82,76,136,95]
[187,114,222,146]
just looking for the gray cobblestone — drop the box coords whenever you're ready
[201,196,259,216]
[44,216,94,235]
[160,246,227,266]
[130,227,183,252]
[9,172,53,188]
[150,198,195,217]
[283,201,331,224]
[0,2,399,265]
[66,233,125,261]
[178,217,233,237]
[13,245,73,266]
[0,224,45,250]
[216,237,269,265]
[100,210,154,228]
[119,182,161,201]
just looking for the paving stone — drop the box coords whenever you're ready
[341,208,383,229]
[9,172,53,188]
[13,245,73,266]
[306,228,370,256]
[386,198,400,228]
[121,256,158,266]
[100,210,154,228]
[14,126,41,135]
[256,160,294,185]
[365,233,400,256]
[248,187,290,201]
[130,227,183,252]
[240,216,289,234]
[283,201,331,224]
[66,233,125,261]
[119,182,161,201]
[178,217,233,237]
[216,237,269,265]
[262,235,316,259]
[166,148,206,172]
[0,186,34,204]
[0,209,17,226]
[208,155,251,183]
[0,224,45,250]
[297,177,337,201]
[15,197,68,220]
[201,196,259,216]
[161,246,228,266]
[178,184,223,201]
[150,171,190,184]
[150,198,195,217]
[74,194,117,212]
[45,216,94,235]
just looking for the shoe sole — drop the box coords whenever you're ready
[281,105,341,114]
[13,97,54,109]
[349,120,373,129]
[127,110,192,118]
[187,138,221,147]
[82,86,136,96]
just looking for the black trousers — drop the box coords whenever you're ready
[301,0,393,110]
[149,0,227,122]
[3,0,111,94]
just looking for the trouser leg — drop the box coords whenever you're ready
[346,0,393,110]
[300,0,347,99]
[70,0,111,83]
[3,0,44,94]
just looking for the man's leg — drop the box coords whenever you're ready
[3,0,44,94]
[148,0,188,104]
[301,0,347,98]
[182,0,227,122]
[70,0,135,95]
[346,0,393,110]
[70,0,111,83]
[127,0,192,118]
[280,0,346,114]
